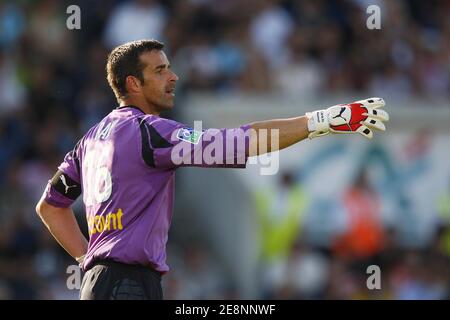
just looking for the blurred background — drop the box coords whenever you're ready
[0,0,449,299]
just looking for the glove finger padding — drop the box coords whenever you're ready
[355,97,385,109]
[356,125,373,139]
[364,108,389,122]
[363,116,386,131]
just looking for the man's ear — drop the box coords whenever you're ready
[125,75,141,94]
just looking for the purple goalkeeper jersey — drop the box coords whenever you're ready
[43,106,250,273]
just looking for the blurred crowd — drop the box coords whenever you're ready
[0,0,449,299]
[253,170,450,300]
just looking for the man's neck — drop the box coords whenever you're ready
[119,99,160,115]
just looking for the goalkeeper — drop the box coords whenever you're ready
[35,39,389,300]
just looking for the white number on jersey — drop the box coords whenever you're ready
[83,142,113,206]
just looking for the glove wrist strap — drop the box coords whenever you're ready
[306,109,330,139]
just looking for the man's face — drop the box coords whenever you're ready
[138,50,179,112]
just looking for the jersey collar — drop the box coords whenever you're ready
[116,105,146,114]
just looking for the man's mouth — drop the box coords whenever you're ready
[165,87,175,96]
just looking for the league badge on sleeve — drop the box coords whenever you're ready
[176,127,204,144]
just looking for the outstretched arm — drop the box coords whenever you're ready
[248,116,309,156]
[248,97,389,156]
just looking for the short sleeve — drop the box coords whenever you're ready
[138,117,251,170]
[43,142,82,208]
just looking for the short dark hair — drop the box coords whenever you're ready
[106,39,165,101]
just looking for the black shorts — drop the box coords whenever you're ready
[79,260,163,300]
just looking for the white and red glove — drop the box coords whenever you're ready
[305,97,389,139]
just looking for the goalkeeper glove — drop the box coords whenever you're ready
[306,97,389,139]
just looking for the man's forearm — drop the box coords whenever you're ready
[36,199,88,261]
[248,116,309,156]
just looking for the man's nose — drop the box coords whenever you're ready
[169,70,179,82]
